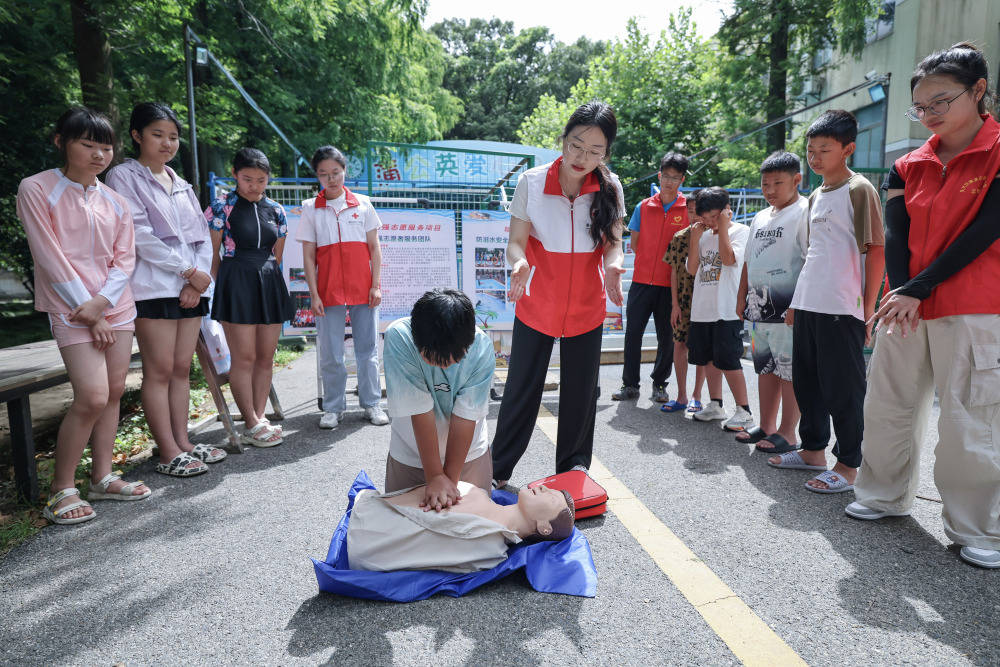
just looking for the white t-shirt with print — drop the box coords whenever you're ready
[744,197,810,323]
[690,223,751,323]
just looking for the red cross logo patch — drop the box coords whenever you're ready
[352,212,360,219]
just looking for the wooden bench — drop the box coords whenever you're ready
[0,340,142,502]
[1,336,283,502]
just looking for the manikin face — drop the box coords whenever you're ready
[517,485,570,535]
[133,119,179,166]
[315,158,346,194]
[233,166,269,202]
[760,171,802,209]
[561,125,607,176]
[58,135,113,181]
[910,73,985,137]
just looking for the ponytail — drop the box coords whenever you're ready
[589,162,621,246]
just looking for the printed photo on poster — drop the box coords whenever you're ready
[461,210,516,332]
[288,267,309,292]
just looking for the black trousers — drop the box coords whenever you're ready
[792,310,866,468]
[622,282,673,387]
[491,318,603,480]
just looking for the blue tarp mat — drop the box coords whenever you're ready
[312,471,598,602]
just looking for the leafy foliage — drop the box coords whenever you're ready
[0,0,461,282]
[430,18,604,142]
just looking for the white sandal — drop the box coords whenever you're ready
[260,418,282,435]
[242,421,283,447]
[87,473,151,501]
[43,488,96,525]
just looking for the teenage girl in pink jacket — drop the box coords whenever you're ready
[16,108,151,525]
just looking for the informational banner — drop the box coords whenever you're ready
[281,206,458,334]
[377,209,459,329]
[461,210,516,332]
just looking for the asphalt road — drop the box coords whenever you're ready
[1,346,996,666]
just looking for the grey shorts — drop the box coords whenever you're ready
[384,448,494,493]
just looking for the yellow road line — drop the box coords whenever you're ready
[535,406,806,667]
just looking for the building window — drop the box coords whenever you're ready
[853,102,885,168]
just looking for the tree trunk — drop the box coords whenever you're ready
[765,0,790,153]
[69,0,117,130]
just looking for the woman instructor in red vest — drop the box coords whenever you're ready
[847,43,1000,569]
[491,101,626,487]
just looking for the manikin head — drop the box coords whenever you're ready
[515,485,576,541]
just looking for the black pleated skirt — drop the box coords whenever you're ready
[211,249,293,325]
[136,297,210,320]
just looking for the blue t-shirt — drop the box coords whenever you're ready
[383,317,496,468]
[627,196,678,233]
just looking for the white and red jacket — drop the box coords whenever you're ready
[631,193,688,287]
[296,187,381,306]
[509,158,624,338]
[16,169,135,322]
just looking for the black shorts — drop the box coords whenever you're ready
[686,320,745,370]
[135,297,210,320]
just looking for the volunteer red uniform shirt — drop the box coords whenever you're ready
[508,158,625,338]
[296,187,381,306]
[629,193,688,287]
[893,115,1000,319]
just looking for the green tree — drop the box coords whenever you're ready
[430,18,604,142]
[717,0,883,151]
[517,11,722,201]
[0,0,462,285]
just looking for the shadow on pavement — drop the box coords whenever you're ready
[286,582,585,665]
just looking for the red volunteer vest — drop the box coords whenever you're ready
[631,193,687,287]
[516,159,608,338]
[896,115,1000,319]
[314,187,373,306]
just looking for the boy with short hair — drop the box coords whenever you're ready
[686,187,754,431]
[735,151,809,452]
[768,110,885,494]
[659,193,707,414]
[383,288,496,511]
[613,152,690,403]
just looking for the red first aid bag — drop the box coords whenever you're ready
[526,470,608,519]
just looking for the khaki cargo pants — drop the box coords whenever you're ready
[856,314,1000,550]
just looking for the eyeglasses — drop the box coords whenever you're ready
[905,87,971,121]
[565,139,604,159]
[660,174,684,183]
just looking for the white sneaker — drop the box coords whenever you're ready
[319,412,340,429]
[722,407,755,432]
[364,405,390,426]
[959,546,1000,569]
[692,402,727,421]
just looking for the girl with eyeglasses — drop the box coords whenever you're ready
[490,101,626,488]
[847,42,1000,570]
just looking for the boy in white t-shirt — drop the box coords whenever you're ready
[767,110,885,495]
[736,151,809,454]
[383,289,496,511]
[685,187,754,432]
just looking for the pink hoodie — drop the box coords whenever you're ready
[16,169,136,321]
